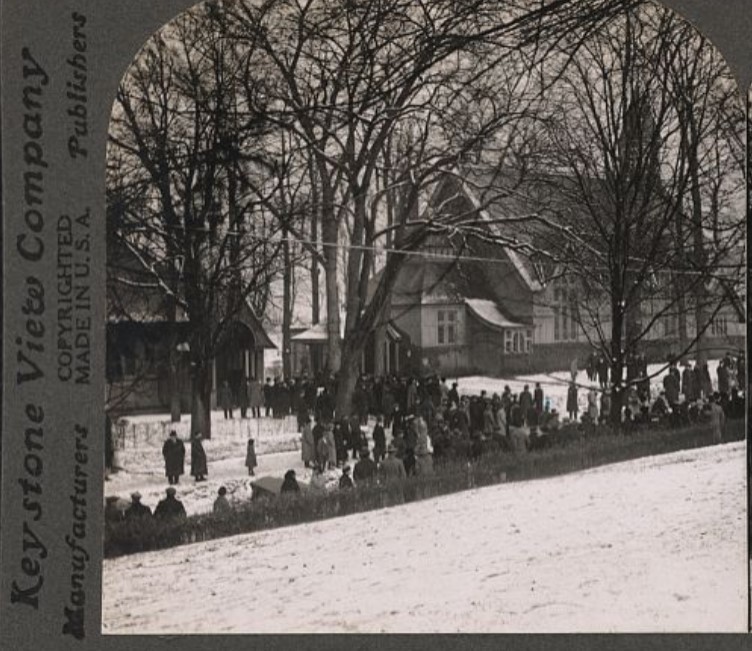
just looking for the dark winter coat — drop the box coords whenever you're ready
[353,457,378,484]
[717,364,730,395]
[237,382,250,409]
[213,495,232,515]
[566,386,578,415]
[162,438,185,478]
[519,389,533,413]
[218,384,234,410]
[663,372,680,405]
[280,475,300,493]
[125,501,152,521]
[245,441,258,469]
[533,387,544,413]
[250,380,265,408]
[372,425,386,454]
[379,456,407,481]
[339,473,354,490]
[154,495,187,520]
[190,439,208,477]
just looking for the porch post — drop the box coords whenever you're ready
[211,356,217,409]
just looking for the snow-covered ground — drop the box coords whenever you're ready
[106,361,727,517]
[102,441,747,633]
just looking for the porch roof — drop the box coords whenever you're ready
[464,299,526,331]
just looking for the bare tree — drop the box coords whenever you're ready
[107,9,285,436]
[527,3,745,422]
[217,0,635,414]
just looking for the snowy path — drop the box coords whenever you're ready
[102,441,747,633]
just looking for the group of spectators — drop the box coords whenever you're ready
[106,349,745,523]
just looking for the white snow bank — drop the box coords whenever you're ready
[102,441,747,634]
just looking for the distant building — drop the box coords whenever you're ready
[106,245,275,414]
[379,170,744,377]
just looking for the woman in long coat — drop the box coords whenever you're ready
[190,434,208,481]
[245,438,258,476]
[324,422,337,468]
[301,417,315,468]
[250,377,264,418]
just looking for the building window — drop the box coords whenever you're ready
[505,329,531,354]
[662,312,677,338]
[710,315,728,336]
[437,310,457,345]
[553,281,578,342]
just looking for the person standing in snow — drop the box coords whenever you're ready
[190,433,208,482]
[709,393,726,443]
[566,382,579,422]
[219,380,234,419]
[162,430,185,485]
[245,438,258,476]
[372,415,386,463]
[301,416,315,468]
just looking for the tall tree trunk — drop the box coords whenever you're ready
[322,208,341,373]
[309,156,320,325]
[190,357,212,439]
[335,344,361,418]
[282,234,293,378]
[609,277,625,427]
[686,111,708,365]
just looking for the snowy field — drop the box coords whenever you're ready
[102,441,747,634]
[105,361,727,517]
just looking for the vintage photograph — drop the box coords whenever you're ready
[100,0,747,633]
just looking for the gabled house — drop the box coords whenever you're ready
[381,168,744,377]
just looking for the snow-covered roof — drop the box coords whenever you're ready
[464,299,526,331]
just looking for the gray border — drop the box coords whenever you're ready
[0,0,748,649]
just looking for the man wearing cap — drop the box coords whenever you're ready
[125,491,152,521]
[154,487,187,520]
[353,448,377,484]
[162,430,185,485]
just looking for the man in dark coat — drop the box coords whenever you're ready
[663,370,680,407]
[162,431,185,485]
[681,363,694,401]
[519,385,533,418]
[372,415,386,463]
[353,448,378,484]
[218,380,234,419]
[238,378,250,419]
[125,492,152,521]
[447,382,460,409]
[263,378,273,417]
[154,487,187,520]
[533,383,544,417]
[190,434,208,481]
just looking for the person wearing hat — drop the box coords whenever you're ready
[125,491,152,521]
[154,487,187,521]
[105,496,124,525]
[379,444,407,481]
[190,433,208,482]
[339,465,354,490]
[353,447,377,484]
[162,430,185,485]
[213,486,232,515]
[280,469,300,493]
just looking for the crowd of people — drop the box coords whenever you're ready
[106,350,745,523]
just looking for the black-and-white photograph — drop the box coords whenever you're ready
[100,0,747,633]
